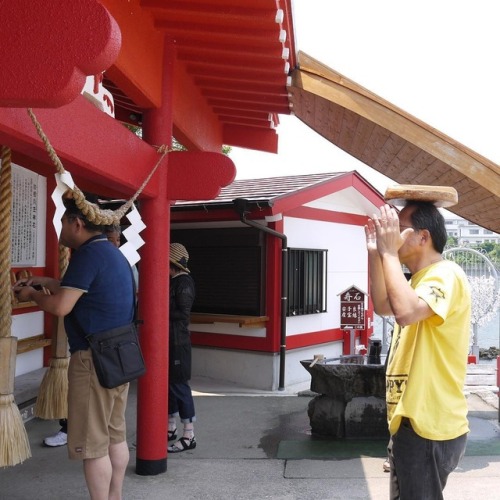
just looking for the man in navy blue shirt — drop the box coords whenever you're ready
[14,198,134,500]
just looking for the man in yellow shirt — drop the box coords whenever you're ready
[365,199,470,500]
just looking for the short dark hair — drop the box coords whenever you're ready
[105,224,121,235]
[406,201,448,253]
[63,197,105,233]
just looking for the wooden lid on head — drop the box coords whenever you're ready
[384,185,458,208]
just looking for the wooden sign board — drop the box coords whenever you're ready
[339,286,366,330]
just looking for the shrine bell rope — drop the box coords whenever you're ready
[27,108,169,224]
[0,146,12,336]
[0,145,31,467]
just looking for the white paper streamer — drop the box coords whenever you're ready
[121,204,145,266]
[51,172,75,238]
[51,171,145,267]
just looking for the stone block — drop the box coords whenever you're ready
[300,361,386,400]
[344,396,388,439]
[308,395,345,438]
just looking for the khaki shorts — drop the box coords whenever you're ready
[67,349,129,460]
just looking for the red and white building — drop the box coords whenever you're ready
[171,171,386,390]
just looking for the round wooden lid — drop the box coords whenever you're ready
[384,185,458,207]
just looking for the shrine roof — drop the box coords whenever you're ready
[100,0,296,154]
[289,52,500,232]
[173,172,348,207]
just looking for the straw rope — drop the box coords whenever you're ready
[27,108,169,224]
[0,145,31,466]
[0,146,12,338]
[59,244,70,276]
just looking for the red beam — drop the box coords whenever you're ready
[177,39,286,59]
[213,108,272,120]
[191,331,274,352]
[187,65,288,85]
[0,97,160,198]
[178,52,287,73]
[145,2,279,28]
[167,151,236,200]
[208,98,290,113]
[286,329,345,349]
[219,116,273,128]
[223,124,278,153]
[154,20,279,41]
[195,77,287,95]
[203,89,288,104]
[172,59,224,151]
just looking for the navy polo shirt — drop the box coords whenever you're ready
[61,235,135,353]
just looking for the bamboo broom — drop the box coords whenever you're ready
[35,245,70,419]
[0,145,31,467]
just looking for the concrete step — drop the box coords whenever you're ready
[13,367,46,423]
[466,364,497,386]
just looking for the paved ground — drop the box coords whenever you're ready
[1,378,499,500]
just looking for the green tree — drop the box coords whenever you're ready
[473,241,494,253]
[445,235,458,249]
[487,244,500,267]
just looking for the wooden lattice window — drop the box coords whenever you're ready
[171,227,266,316]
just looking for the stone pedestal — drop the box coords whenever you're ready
[301,360,389,439]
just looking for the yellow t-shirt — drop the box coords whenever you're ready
[386,260,471,440]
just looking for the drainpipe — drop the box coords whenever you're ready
[233,198,288,391]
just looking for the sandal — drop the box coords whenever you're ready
[168,436,196,453]
[168,429,177,442]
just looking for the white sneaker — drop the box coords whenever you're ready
[43,430,67,447]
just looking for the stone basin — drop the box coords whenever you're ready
[300,359,389,439]
[300,360,386,400]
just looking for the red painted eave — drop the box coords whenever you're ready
[100,0,296,153]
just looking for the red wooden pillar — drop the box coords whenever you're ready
[135,37,175,476]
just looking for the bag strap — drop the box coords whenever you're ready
[129,264,138,323]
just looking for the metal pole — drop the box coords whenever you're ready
[497,355,500,423]
[382,317,388,354]
[279,246,288,391]
[233,198,288,390]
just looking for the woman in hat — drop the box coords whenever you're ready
[167,243,197,452]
